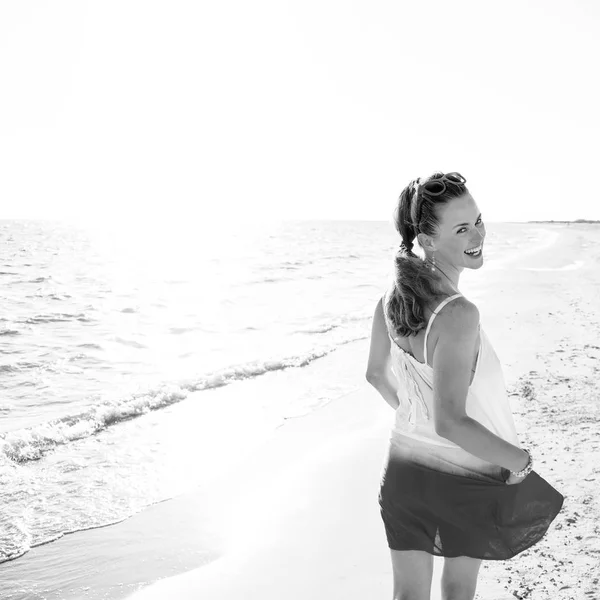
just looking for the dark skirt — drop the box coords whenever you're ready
[378,438,564,560]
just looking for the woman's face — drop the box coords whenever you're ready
[426,193,486,270]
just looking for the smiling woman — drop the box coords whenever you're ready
[366,170,563,600]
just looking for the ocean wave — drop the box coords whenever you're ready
[0,358,85,374]
[0,386,189,463]
[296,313,371,335]
[181,335,366,389]
[0,337,369,464]
[21,312,94,324]
[300,323,340,334]
[0,329,20,336]
[168,327,192,335]
[168,326,204,335]
[48,293,72,301]
[28,291,73,301]
[113,336,147,349]
[185,350,333,391]
[321,253,362,261]
[0,361,43,373]
[68,352,92,362]
[256,276,290,284]
[282,259,312,267]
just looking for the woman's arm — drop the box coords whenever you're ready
[431,299,529,474]
[365,298,403,410]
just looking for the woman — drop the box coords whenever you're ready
[366,172,563,600]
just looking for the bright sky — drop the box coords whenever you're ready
[1,0,599,225]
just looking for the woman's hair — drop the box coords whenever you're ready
[385,171,469,337]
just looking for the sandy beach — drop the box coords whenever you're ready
[3,223,600,599]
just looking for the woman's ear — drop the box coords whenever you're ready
[417,232,436,253]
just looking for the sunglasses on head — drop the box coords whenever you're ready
[417,172,467,197]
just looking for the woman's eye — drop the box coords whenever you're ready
[458,219,483,234]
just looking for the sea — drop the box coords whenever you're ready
[0,219,555,579]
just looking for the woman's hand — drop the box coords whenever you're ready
[505,471,529,485]
[504,448,532,485]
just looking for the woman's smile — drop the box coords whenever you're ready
[464,242,483,258]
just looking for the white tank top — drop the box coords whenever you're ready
[382,291,519,448]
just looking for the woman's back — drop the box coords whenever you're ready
[384,291,480,385]
[381,288,519,450]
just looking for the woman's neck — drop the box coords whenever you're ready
[434,261,461,294]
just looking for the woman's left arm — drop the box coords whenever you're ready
[365,298,402,410]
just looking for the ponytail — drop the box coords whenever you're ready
[385,248,443,337]
[394,181,419,257]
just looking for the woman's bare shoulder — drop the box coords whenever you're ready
[434,295,480,335]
